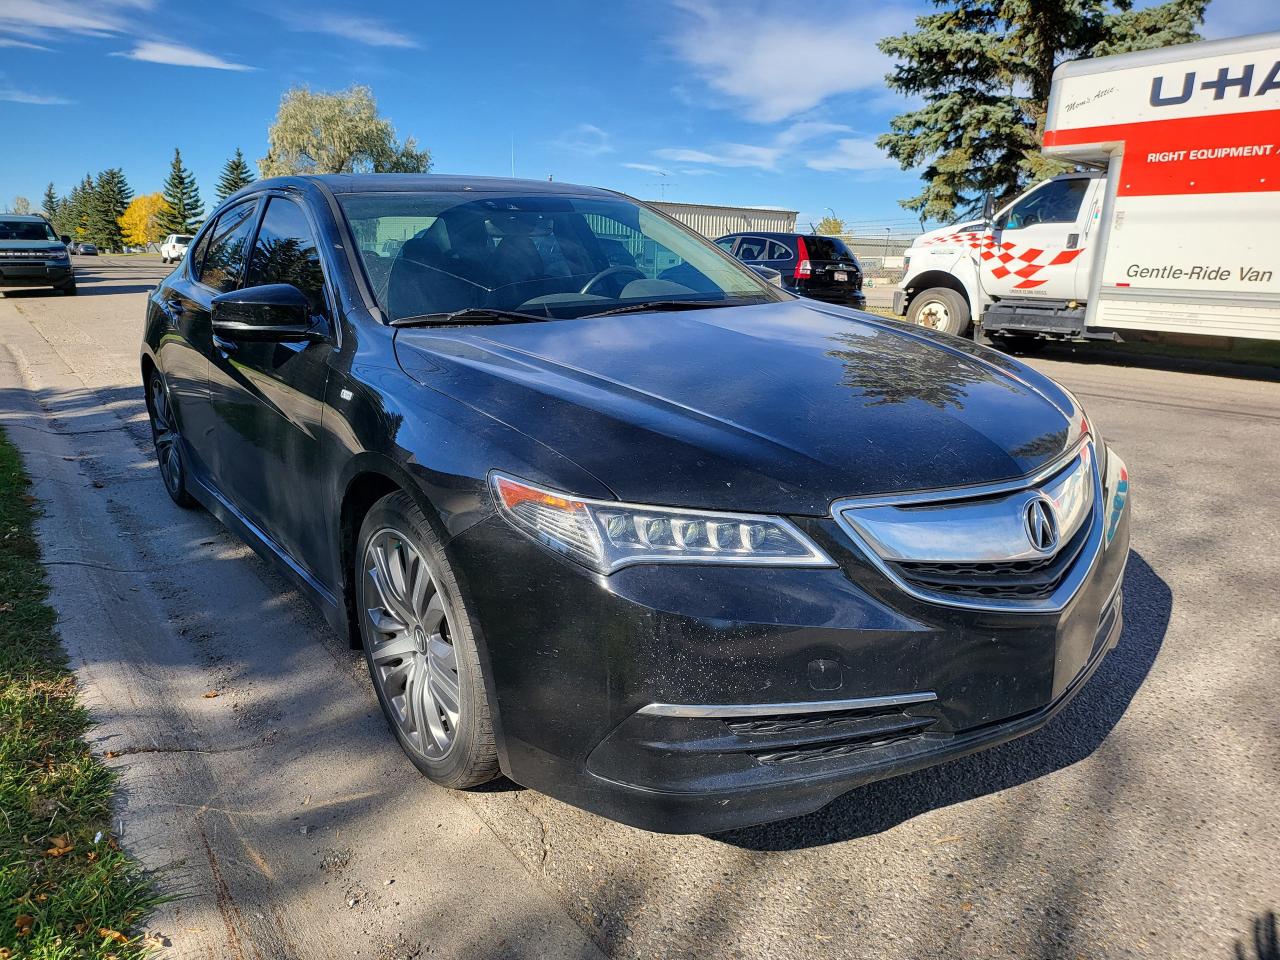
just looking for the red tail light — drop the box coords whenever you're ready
[794,236,811,279]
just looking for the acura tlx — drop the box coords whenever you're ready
[141,175,1130,833]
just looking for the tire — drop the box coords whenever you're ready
[907,287,970,337]
[145,369,196,508]
[55,279,76,296]
[356,492,499,789]
[161,256,169,264]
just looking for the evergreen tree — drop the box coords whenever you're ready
[87,169,133,252]
[65,174,95,241]
[42,183,59,225]
[877,0,1207,222]
[158,148,204,234]
[215,147,255,201]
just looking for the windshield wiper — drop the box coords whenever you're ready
[581,298,758,319]
[391,307,553,328]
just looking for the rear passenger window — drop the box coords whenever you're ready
[715,237,736,252]
[199,201,259,292]
[246,198,327,313]
[735,237,768,261]
[766,240,793,261]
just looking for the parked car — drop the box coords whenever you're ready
[76,242,99,256]
[717,232,866,308]
[160,234,193,264]
[0,214,75,295]
[141,175,1130,833]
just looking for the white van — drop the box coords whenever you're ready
[894,31,1280,347]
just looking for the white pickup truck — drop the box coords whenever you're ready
[894,31,1280,348]
[160,234,193,264]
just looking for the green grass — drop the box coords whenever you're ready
[0,430,161,959]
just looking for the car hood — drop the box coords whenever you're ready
[393,301,1079,514]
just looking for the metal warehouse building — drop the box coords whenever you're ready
[648,201,797,239]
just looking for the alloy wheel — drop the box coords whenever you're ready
[149,375,183,496]
[362,528,461,760]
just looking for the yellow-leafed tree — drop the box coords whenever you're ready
[119,193,170,248]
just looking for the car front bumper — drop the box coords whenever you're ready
[450,448,1131,833]
[0,262,72,287]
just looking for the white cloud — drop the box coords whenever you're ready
[281,12,418,48]
[655,121,890,174]
[0,0,152,44]
[0,84,72,105]
[656,143,782,170]
[0,36,50,50]
[668,0,914,122]
[113,40,253,71]
[623,162,672,176]
[805,137,897,172]
[554,124,614,157]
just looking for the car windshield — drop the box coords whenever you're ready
[337,191,781,322]
[0,219,57,242]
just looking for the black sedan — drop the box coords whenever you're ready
[141,175,1130,833]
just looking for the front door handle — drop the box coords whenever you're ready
[212,334,238,356]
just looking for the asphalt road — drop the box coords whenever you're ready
[1,256,1277,960]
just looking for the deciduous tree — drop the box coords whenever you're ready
[11,196,32,215]
[259,85,431,177]
[815,215,845,236]
[877,0,1207,222]
[158,148,204,235]
[119,193,170,248]
[216,147,255,201]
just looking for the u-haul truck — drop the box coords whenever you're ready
[893,31,1280,346]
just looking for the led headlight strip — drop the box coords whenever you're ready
[490,473,833,574]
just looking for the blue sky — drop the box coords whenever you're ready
[1,0,1276,233]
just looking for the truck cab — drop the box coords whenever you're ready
[895,171,1106,345]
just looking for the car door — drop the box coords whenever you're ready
[207,193,337,578]
[155,200,259,481]
[980,176,1093,300]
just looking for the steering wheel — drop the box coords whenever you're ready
[580,265,646,296]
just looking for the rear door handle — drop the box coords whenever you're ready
[1066,233,1080,249]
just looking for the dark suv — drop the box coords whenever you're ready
[716,232,864,308]
[0,215,75,295]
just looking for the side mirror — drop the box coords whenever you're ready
[211,284,320,343]
[746,263,783,288]
[981,194,995,223]
[60,234,71,244]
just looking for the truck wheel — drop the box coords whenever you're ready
[908,288,970,337]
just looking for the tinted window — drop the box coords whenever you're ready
[802,236,852,261]
[338,192,776,322]
[0,219,57,241]
[715,237,736,252]
[199,201,259,292]
[1001,178,1089,229]
[735,237,769,260]
[765,240,793,261]
[246,198,326,312]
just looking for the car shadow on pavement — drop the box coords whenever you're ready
[1236,912,1279,960]
[714,549,1170,851]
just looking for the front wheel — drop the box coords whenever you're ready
[356,492,499,789]
[55,279,76,296]
[907,287,970,336]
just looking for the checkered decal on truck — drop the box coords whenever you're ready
[922,231,1087,289]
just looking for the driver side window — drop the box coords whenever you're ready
[999,179,1089,230]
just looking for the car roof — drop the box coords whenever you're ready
[250,173,618,199]
[0,214,49,222]
[721,232,843,241]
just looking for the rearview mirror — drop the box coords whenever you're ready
[981,194,995,223]
[211,284,320,343]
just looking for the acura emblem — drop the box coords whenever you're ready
[1024,497,1059,552]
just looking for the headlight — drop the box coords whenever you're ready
[490,473,833,574]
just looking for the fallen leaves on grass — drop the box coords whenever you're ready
[15,914,34,936]
[99,928,128,944]
[46,834,75,856]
